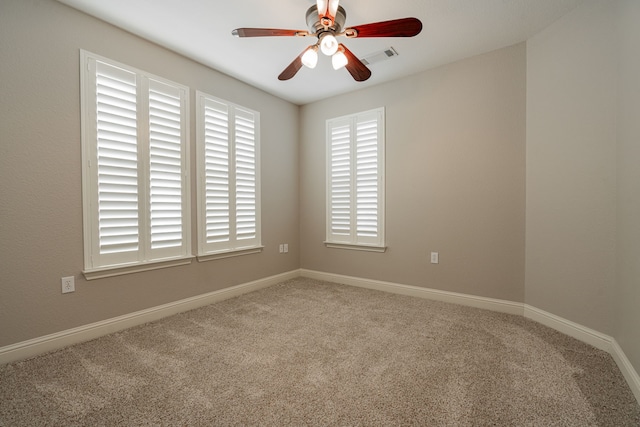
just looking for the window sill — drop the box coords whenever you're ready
[197,246,263,262]
[324,242,387,253]
[83,256,195,280]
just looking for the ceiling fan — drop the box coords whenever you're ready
[232,0,422,82]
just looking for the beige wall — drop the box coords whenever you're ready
[615,0,640,376]
[527,0,640,375]
[0,0,299,347]
[300,44,527,302]
[525,0,617,335]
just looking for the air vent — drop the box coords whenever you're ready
[360,47,399,65]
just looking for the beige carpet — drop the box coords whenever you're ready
[1,277,638,426]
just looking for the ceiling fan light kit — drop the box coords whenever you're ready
[331,48,348,70]
[320,33,339,56]
[301,45,319,69]
[231,0,422,82]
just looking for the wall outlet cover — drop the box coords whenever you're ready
[62,276,75,293]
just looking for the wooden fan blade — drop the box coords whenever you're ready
[232,28,307,37]
[278,50,305,81]
[346,17,422,38]
[340,44,371,82]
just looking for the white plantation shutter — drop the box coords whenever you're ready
[148,79,185,254]
[95,61,139,263]
[327,108,385,249]
[356,118,379,239]
[82,51,190,273]
[330,122,352,238]
[202,99,231,246]
[197,92,261,256]
[235,108,258,242]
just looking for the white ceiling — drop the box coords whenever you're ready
[57,0,586,105]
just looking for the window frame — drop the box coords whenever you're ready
[195,91,262,261]
[325,107,386,252]
[80,50,192,279]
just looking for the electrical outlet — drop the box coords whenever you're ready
[430,252,439,264]
[279,244,284,253]
[61,276,75,294]
[283,243,288,253]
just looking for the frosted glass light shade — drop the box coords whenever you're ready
[332,50,348,70]
[301,47,318,69]
[320,34,338,56]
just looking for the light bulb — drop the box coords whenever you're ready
[320,34,338,56]
[301,47,318,69]
[332,50,348,70]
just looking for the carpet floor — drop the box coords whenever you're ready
[1,277,639,426]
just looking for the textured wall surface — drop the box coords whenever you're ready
[0,0,299,347]
[526,0,640,378]
[300,44,526,303]
[615,0,640,378]
[525,0,617,335]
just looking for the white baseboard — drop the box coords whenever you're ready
[610,339,640,403]
[300,269,524,315]
[2,268,638,404]
[521,304,640,401]
[300,269,640,404]
[523,304,612,352]
[0,270,300,365]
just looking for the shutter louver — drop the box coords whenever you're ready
[95,61,139,255]
[356,118,378,238]
[203,100,231,244]
[330,124,352,238]
[235,108,257,242]
[149,80,183,250]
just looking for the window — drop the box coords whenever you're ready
[326,107,385,251]
[81,51,191,279]
[196,92,261,260]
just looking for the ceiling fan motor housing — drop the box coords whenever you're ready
[305,5,347,35]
